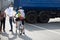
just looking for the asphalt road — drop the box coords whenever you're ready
[0,17,60,40]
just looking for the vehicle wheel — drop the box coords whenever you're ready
[26,11,37,23]
[39,14,49,23]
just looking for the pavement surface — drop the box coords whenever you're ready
[0,17,60,40]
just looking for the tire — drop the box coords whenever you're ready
[26,11,37,23]
[39,14,49,23]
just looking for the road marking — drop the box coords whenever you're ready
[28,24,60,35]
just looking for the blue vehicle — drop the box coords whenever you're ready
[14,0,60,23]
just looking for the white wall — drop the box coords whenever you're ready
[0,0,14,10]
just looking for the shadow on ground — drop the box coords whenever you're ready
[9,33,32,40]
[25,22,60,31]
[1,32,32,40]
